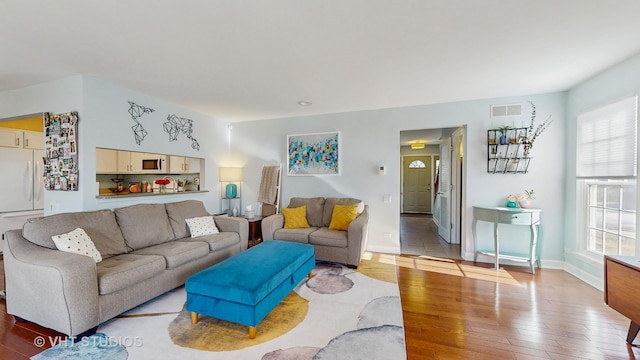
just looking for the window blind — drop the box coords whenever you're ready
[576,95,638,178]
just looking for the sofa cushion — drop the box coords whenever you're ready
[328,204,359,231]
[282,206,310,229]
[273,227,318,243]
[165,200,210,239]
[288,197,325,227]
[131,241,209,269]
[309,228,349,248]
[182,232,240,252]
[185,216,219,237]
[23,209,128,259]
[322,198,364,227]
[115,203,175,250]
[51,227,103,263]
[96,254,166,295]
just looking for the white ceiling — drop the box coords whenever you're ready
[3,1,640,122]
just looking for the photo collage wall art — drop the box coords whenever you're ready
[43,111,79,191]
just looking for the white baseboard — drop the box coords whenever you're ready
[564,262,603,291]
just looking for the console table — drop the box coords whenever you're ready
[472,206,541,274]
[604,255,640,344]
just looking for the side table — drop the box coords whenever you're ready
[245,216,263,248]
[472,206,541,274]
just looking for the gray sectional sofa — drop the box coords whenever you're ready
[3,200,248,338]
[261,197,369,268]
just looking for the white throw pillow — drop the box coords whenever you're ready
[185,216,219,238]
[51,228,102,263]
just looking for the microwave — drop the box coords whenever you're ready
[141,158,164,171]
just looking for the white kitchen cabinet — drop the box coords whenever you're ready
[23,130,44,150]
[168,156,200,173]
[96,148,118,173]
[0,128,21,148]
[169,156,201,173]
[0,129,44,150]
[117,150,134,173]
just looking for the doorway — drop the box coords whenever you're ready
[399,127,464,257]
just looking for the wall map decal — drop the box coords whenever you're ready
[164,114,200,151]
[127,101,155,145]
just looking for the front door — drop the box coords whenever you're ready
[402,156,431,213]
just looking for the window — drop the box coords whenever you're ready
[584,181,636,256]
[577,95,638,258]
[408,160,426,168]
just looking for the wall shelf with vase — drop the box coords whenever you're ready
[487,127,531,174]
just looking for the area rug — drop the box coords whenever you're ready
[32,260,406,360]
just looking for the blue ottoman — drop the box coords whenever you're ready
[185,240,315,338]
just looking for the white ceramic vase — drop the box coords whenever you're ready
[519,199,531,208]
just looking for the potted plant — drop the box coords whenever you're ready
[497,125,510,145]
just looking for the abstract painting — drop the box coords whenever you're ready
[287,132,339,176]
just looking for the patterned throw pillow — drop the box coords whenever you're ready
[51,228,103,263]
[185,216,219,238]
[283,205,310,229]
[329,204,359,231]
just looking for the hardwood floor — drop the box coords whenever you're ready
[397,254,640,359]
[0,255,638,359]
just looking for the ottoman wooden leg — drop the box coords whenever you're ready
[249,326,257,339]
[308,271,313,278]
[191,312,199,324]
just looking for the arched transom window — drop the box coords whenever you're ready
[408,160,426,168]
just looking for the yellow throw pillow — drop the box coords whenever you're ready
[329,204,359,231]
[283,205,310,229]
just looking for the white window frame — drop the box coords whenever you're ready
[577,179,637,262]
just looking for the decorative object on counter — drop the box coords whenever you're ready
[110,178,124,192]
[128,182,140,193]
[232,207,238,217]
[127,101,155,145]
[519,101,553,157]
[155,179,170,193]
[141,181,149,192]
[164,114,200,151]
[517,189,535,208]
[507,189,535,208]
[177,179,189,192]
[43,111,79,191]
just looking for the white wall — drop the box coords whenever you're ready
[0,76,231,215]
[564,52,640,288]
[233,92,566,261]
[79,76,230,213]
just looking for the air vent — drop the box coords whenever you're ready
[491,104,522,118]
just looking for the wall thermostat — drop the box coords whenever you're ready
[378,165,387,175]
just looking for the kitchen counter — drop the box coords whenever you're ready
[95,190,209,199]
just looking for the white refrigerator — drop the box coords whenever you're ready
[0,147,44,213]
